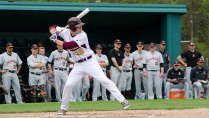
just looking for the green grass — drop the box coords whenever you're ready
[0,99,209,113]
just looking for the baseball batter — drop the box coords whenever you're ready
[132,41,147,99]
[49,17,129,115]
[143,42,164,99]
[92,44,108,101]
[48,45,70,102]
[27,44,47,102]
[0,43,23,104]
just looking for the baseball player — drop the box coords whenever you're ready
[49,17,129,115]
[165,61,189,99]
[120,43,133,99]
[177,42,203,98]
[92,44,108,101]
[191,58,209,99]
[159,40,170,98]
[132,41,147,99]
[0,42,23,104]
[109,39,125,100]
[38,46,52,102]
[48,45,70,102]
[27,44,47,102]
[143,42,164,99]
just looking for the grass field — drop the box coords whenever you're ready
[0,99,209,113]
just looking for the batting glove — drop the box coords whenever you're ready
[49,31,59,42]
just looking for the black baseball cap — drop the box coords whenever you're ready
[137,41,144,46]
[160,40,166,45]
[114,39,122,44]
[197,58,204,63]
[31,44,38,49]
[149,42,156,46]
[95,44,103,49]
[173,60,180,66]
[6,42,14,48]
[124,43,131,48]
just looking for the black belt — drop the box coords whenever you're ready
[136,68,143,70]
[8,70,16,73]
[148,70,158,71]
[76,55,92,63]
[123,70,131,72]
[55,68,66,71]
[30,72,43,75]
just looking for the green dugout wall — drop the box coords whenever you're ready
[0,1,186,64]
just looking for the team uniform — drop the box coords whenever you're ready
[48,49,70,102]
[132,50,148,99]
[27,53,46,101]
[190,66,209,98]
[120,53,133,99]
[165,67,189,99]
[52,24,127,112]
[180,50,202,98]
[0,52,23,104]
[109,48,124,100]
[143,50,164,99]
[92,54,108,101]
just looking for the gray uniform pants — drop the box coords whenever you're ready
[75,75,90,101]
[92,72,108,101]
[147,70,162,99]
[193,81,209,99]
[2,72,23,104]
[165,82,189,99]
[185,67,193,98]
[121,71,132,91]
[43,73,52,101]
[134,69,147,99]
[110,66,123,100]
[54,70,68,102]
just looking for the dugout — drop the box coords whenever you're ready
[0,2,186,86]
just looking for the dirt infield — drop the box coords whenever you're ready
[1,108,209,118]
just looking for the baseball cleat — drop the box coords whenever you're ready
[57,109,66,115]
[121,99,130,110]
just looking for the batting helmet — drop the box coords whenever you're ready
[68,17,85,32]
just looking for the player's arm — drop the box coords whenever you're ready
[16,64,22,74]
[177,54,187,67]
[27,57,40,68]
[48,53,54,76]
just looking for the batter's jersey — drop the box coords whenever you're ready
[95,54,109,71]
[123,54,133,71]
[48,50,70,69]
[27,54,45,73]
[56,26,94,62]
[132,50,147,68]
[143,51,164,71]
[0,52,22,71]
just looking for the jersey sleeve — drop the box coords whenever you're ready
[0,54,3,65]
[27,57,36,67]
[16,53,23,65]
[167,69,172,79]
[104,55,109,66]
[109,50,115,58]
[48,52,54,63]
[180,51,186,58]
[56,26,67,39]
[159,53,164,63]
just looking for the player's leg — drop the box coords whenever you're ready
[11,74,23,103]
[110,66,121,100]
[193,81,202,98]
[203,84,209,99]
[125,72,132,99]
[38,75,47,102]
[60,66,85,111]
[185,67,193,98]
[81,75,90,101]
[54,70,62,102]
[154,71,162,99]
[85,60,126,105]
[134,69,142,99]
[92,78,101,101]
[119,72,127,96]
[179,82,189,99]
[165,82,171,99]
[141,71,148,99]
[2,73,12,104]
[147,71,154,99]
[60,71,68,98]
[101,72,108,100]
